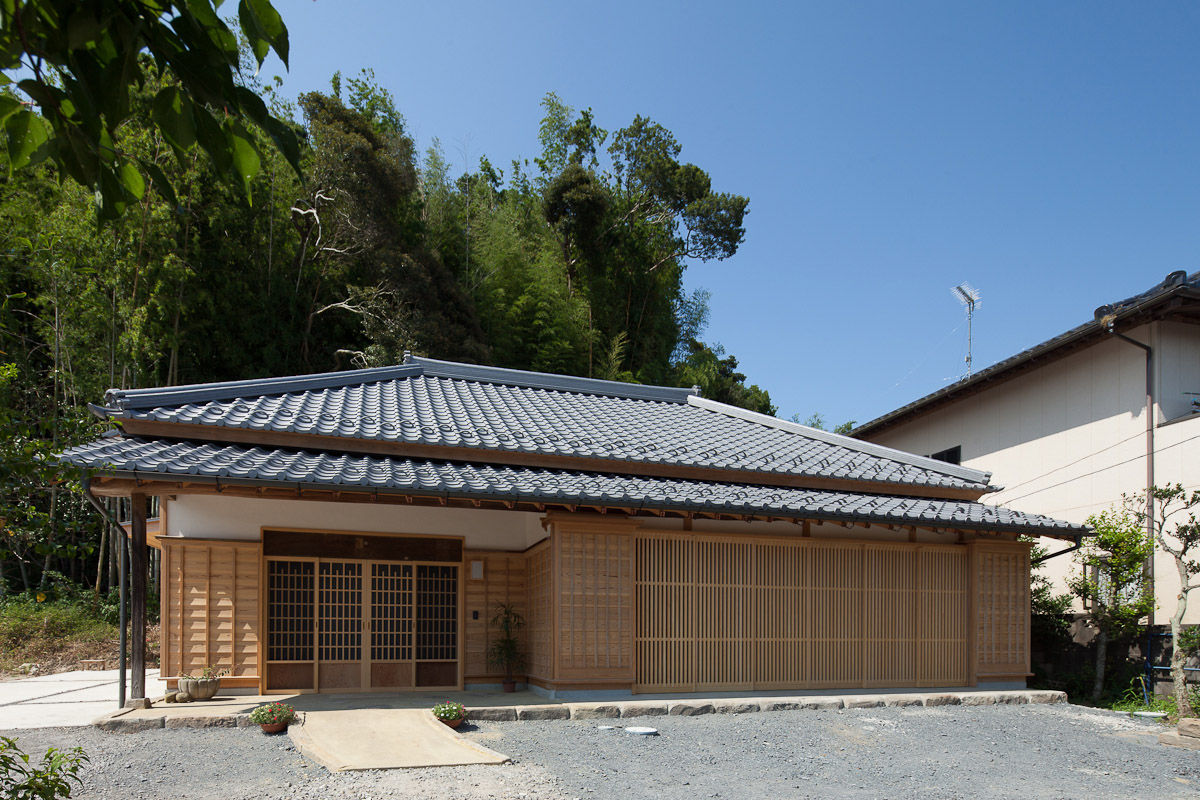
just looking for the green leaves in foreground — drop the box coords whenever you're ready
[0,0,300,219]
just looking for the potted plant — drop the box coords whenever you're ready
[249,702,297,734]
[486,602,526,692]
[432,701,467,729]
[177,665,228,701]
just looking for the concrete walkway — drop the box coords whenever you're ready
[289,708,510,771]
[0,669,166,729]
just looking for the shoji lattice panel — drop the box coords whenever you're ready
[161,540,260,681]
[556,530,634,680]
[415,565,458,661]
[525,542,554,682]
[973,543,1031,679]
[634,534,972,693]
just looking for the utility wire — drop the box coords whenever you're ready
[996,429,1200,507]
[992,428,1149,497]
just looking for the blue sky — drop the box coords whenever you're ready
[269,1,1200,426]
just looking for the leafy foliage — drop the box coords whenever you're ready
[0,0,300,218]
[1124,485,1200,717]
[431,700,466,721]
[248,701,295,726]
[0,736,86,800]
[1068,508,1155,701]
[486,602,526,681]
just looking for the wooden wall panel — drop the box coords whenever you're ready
[525,541,554,682]
[634,533,972,693]
[556,530,634,680]
[162,540,260,681]
[463,550,528,680]
[973,542,1031,679]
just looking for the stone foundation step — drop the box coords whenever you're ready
[1179,718,1200,739]
[1159,731,1200,751]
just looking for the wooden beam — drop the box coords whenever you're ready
[130,493,147,701]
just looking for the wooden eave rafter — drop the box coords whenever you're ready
[112,418,990,501]
[86,475,1076,540]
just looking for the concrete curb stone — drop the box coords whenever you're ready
[95,716,164,732]
[470,707,517,722]
[516,705,570,721]
[923,694,962,707]
[568,704,621,720]
[618,702,668,718]
[882,695,924,708]
[165,716,237,729]
[845,697,885,709]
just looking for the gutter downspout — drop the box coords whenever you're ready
[1031,534,1084,566]
[1105,327,1155,627]
[82,477,127,709]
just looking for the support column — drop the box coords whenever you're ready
[130,493,147,701]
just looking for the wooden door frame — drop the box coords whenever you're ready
[258,527,465,694]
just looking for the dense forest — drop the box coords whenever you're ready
[0,55,774,594]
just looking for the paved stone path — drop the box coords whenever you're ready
[0,669,165,729]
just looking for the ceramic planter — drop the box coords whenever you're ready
[178,677,220,701]
[259,721,288,734]
[502,680,516,693]
[440,716,464,729]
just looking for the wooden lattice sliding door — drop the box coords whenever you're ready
[634,534,971,693]
[264,557,459,692]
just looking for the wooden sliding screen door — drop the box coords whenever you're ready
[262,530,462,693]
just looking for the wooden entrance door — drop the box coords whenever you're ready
[264,557,460,692]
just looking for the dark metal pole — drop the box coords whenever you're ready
[129,493,147,701]
[118,519,127,709]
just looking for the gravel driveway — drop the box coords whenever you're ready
[4,704,1199,799]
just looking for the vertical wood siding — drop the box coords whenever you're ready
[463,550,528,679]
[525,540,554,682]
[634,533,973,692]
[162,540,260,680]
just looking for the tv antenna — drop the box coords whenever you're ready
[951,283,981,378]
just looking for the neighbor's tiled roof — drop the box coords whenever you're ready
[854,269,1200,437]
[96,356,994,493]
[61,435,1080,536]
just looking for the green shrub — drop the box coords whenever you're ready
[248,702,296,726]
[0,736,86,800]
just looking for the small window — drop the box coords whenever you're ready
[928,445,962,465]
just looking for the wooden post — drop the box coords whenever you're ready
[130,493,147,700]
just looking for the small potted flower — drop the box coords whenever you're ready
[432,701,467,729]
[249,702,297,734]
[178,665,228,701]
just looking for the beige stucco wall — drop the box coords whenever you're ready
[164,494,549,551]
[864,321,1200,623]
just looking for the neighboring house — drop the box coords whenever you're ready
[854,270,1200,625]
[64,355,1082,700]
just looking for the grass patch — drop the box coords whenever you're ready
[0,597,117,675]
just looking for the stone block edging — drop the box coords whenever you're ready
[91,690,1067,732]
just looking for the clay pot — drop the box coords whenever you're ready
[502,680,517,693]
[259,721,288,734]
[178,677,220,701]
[440,716,464,729]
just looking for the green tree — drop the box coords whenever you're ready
[792,412,856,435]
[1068,508,1155,701]
[1,0,299,217]
[1127,485,1200,717]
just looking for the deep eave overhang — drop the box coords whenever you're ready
[82,470,1083,540]
[853,281,1200,439]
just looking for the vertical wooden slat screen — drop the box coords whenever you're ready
[463,551,528,680]
[525,541,554,683]
[634,533,972,693]
[556,529,634,681]
[972,542,1031,680]
[162,540,260,683]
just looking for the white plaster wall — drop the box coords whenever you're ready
[866,321,1200,623]
[164,494,548,551]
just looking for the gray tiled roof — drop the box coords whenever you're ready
[61,435,1081,536]
[98,356,994,493]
